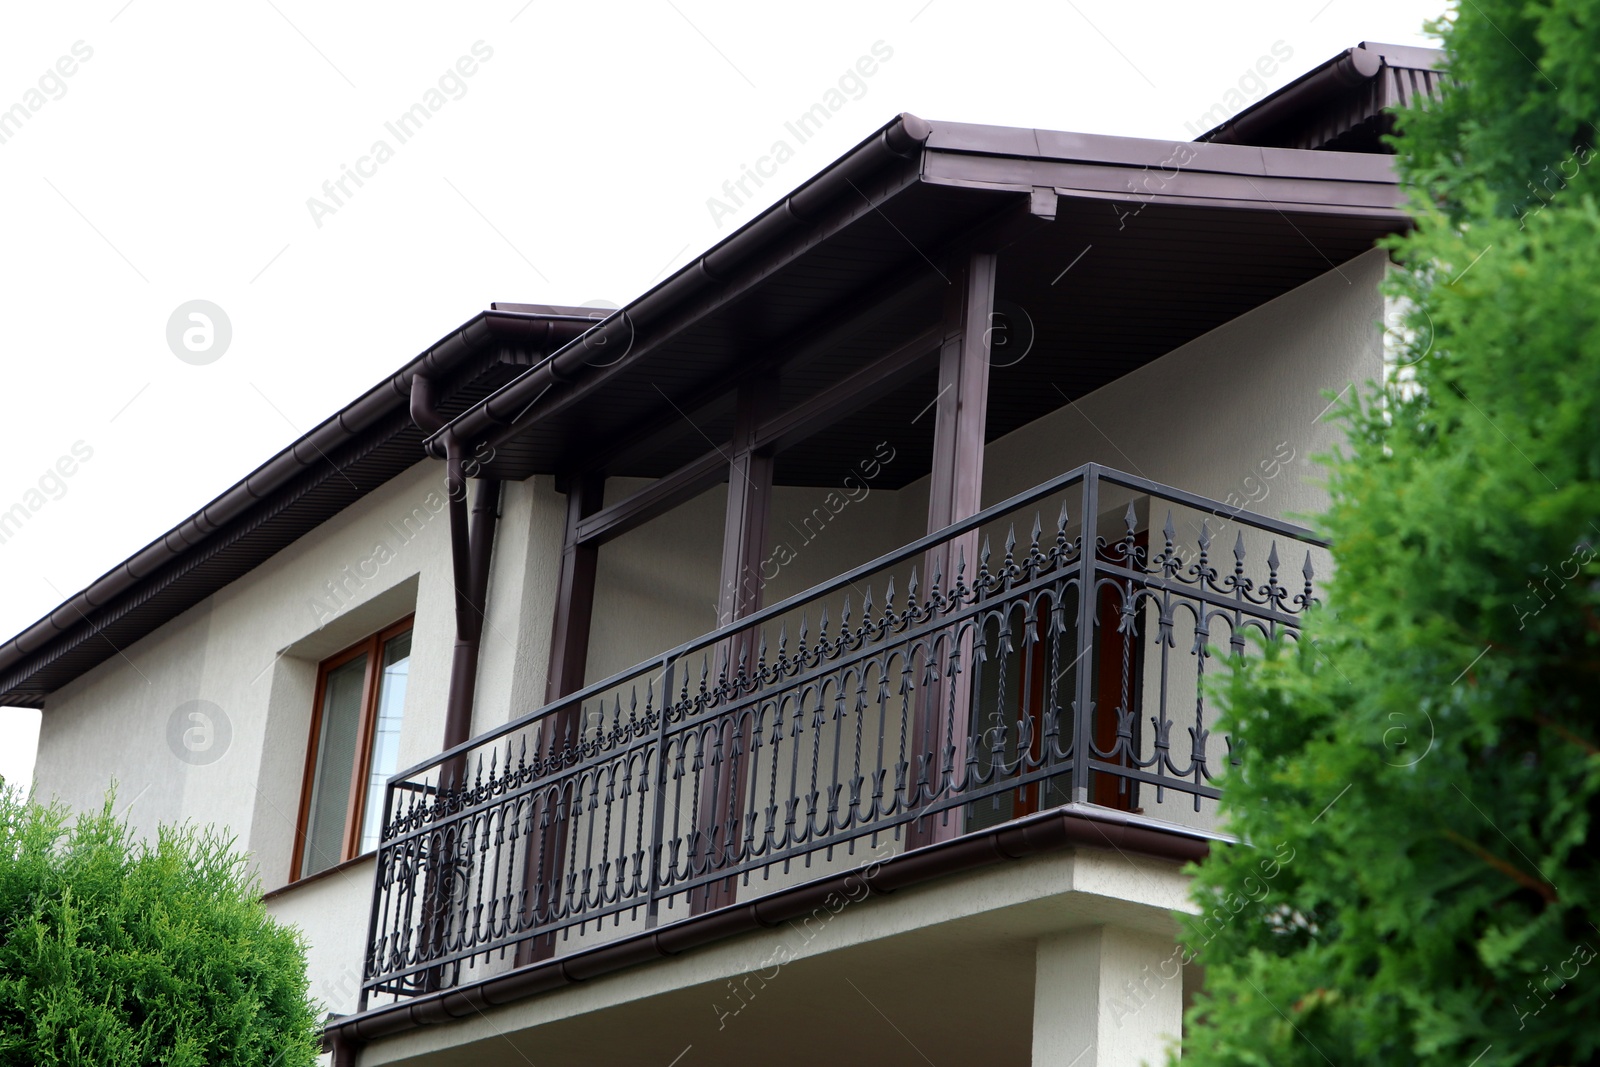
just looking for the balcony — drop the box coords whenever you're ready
[358,464,1324,1010]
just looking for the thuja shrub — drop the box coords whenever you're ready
[0,787,320,1066]
[1174,3,1600,1063]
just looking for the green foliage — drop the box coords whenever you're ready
[1175,4,1600,1064]
[0,787,320,1067]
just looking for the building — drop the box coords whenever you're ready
[0,41,1441,1067]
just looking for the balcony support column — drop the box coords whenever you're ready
[716,375,778,630]
[926,250,997,535]
[546,472,605,703]
[694,374,777,913]
[515,471,603,968]
[912,249,996,846]
[1031,926,1184,1067]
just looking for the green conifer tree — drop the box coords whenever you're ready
[1176,5,1600,1064]
[0,788,321,1066]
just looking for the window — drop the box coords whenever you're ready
[293,617,413,880]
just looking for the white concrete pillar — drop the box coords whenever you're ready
[1032,926,1183,1066]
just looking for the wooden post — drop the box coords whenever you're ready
[912,250,996,847]
[717,385,777,630]
[546,474,604,703]
[926,251,997,533]
[516,473,602,966]
[694,376,776,913]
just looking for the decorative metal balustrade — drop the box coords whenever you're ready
[359,464,1326,1007]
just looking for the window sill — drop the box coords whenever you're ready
[261,851,375,903]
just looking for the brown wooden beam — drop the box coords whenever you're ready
[696,375,778,914]
[572,449,729,548]
[717,384,776,627]
[517,473,603,968]
[927,251,998,529]
[545,473,604,701]
[751,325,941,455]
[565,324,940,553]
[914,249,997,849]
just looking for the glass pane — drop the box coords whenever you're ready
[359,630,411,854]
[302,653,368,877]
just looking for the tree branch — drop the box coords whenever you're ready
[1442,829,1558,904]
[1532,711,1600,756]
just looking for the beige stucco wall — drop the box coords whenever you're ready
[33,463,569,1016]
[982,246,1388,519]
[37,461,446,855]
[361,847,1198,1067]
[585,479,727,686]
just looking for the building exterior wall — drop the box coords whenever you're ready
[33,462,565,1016]
[585,479,728,686]
[25,247,1385,1035]
[981,248,1385,834]
[982,247,1388,518]
[467,476,570,731]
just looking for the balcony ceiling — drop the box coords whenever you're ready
[474,176,1401,489]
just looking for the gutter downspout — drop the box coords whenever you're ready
[325,1021,358,1067]
[445,471,501,749]
[410,375,501,751]
[330,378,505,1065]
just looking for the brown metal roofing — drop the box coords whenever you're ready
[1200,41,1445,152]
[425,114,1406,489]
[0,308,597,707]
[0,44,1430,708]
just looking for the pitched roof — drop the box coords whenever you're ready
[0,307,597,707]
[0,42,1442,708]
[1200,41,1446,152]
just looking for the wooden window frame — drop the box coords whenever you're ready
[290,614,415,883]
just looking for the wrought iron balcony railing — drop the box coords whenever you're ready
[359,464,1325,1007]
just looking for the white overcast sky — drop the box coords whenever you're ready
[0,0,1445,792]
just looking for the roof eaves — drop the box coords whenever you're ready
[0,306,596,703]
[419,112,935,461]
[1198,40,1444,148]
